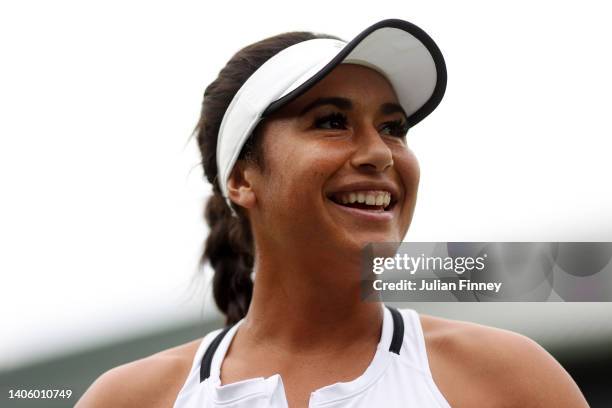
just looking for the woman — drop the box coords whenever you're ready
[77,19,588,407]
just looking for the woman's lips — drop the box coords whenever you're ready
[327,197,394,222]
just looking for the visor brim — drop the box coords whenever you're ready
[262,19,447,128]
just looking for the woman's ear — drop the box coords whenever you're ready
[227,161,257,210]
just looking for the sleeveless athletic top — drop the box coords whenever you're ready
[173,306,451,407]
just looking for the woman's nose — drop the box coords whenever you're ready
[349,125,394,173]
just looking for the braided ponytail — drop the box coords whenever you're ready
[203,191,254,325]
[195,31,341,325]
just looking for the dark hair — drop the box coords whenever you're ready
[196,31,341,325]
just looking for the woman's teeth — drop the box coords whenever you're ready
[335,191,392,209]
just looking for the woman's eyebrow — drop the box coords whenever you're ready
[380,102,408,119]
[299,97,352,115]
[298,97,408,119]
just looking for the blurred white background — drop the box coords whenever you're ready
[1,0,611,371]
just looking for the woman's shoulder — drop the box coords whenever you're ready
[75,337,203,408]
[417,313,588,407]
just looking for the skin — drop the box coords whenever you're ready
[76,65,589,407]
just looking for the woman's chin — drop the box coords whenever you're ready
[341,231,403,253]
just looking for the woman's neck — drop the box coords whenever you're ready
[240,251,383,354]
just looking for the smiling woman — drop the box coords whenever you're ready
[76,19,588,408]
[242,64,419,258]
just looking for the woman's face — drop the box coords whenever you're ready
[244,64,420,258]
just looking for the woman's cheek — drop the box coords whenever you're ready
[393,148,420,233]
[395,148,420,193]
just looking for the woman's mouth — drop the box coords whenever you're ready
[327,190,397,213]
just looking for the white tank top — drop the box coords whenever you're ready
[173,306,451,407]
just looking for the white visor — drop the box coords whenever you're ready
[216,19,447,212]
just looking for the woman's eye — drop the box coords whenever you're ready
[314,112,348,130]
[380,119,409,138]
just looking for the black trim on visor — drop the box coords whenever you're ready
[261,19,447,128]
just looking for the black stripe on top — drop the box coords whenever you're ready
[199,306,404,382]
[199,325,233,383]
[387,306,404,355]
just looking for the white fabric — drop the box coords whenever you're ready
[216,27,437,211]
[172,307,451,407]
